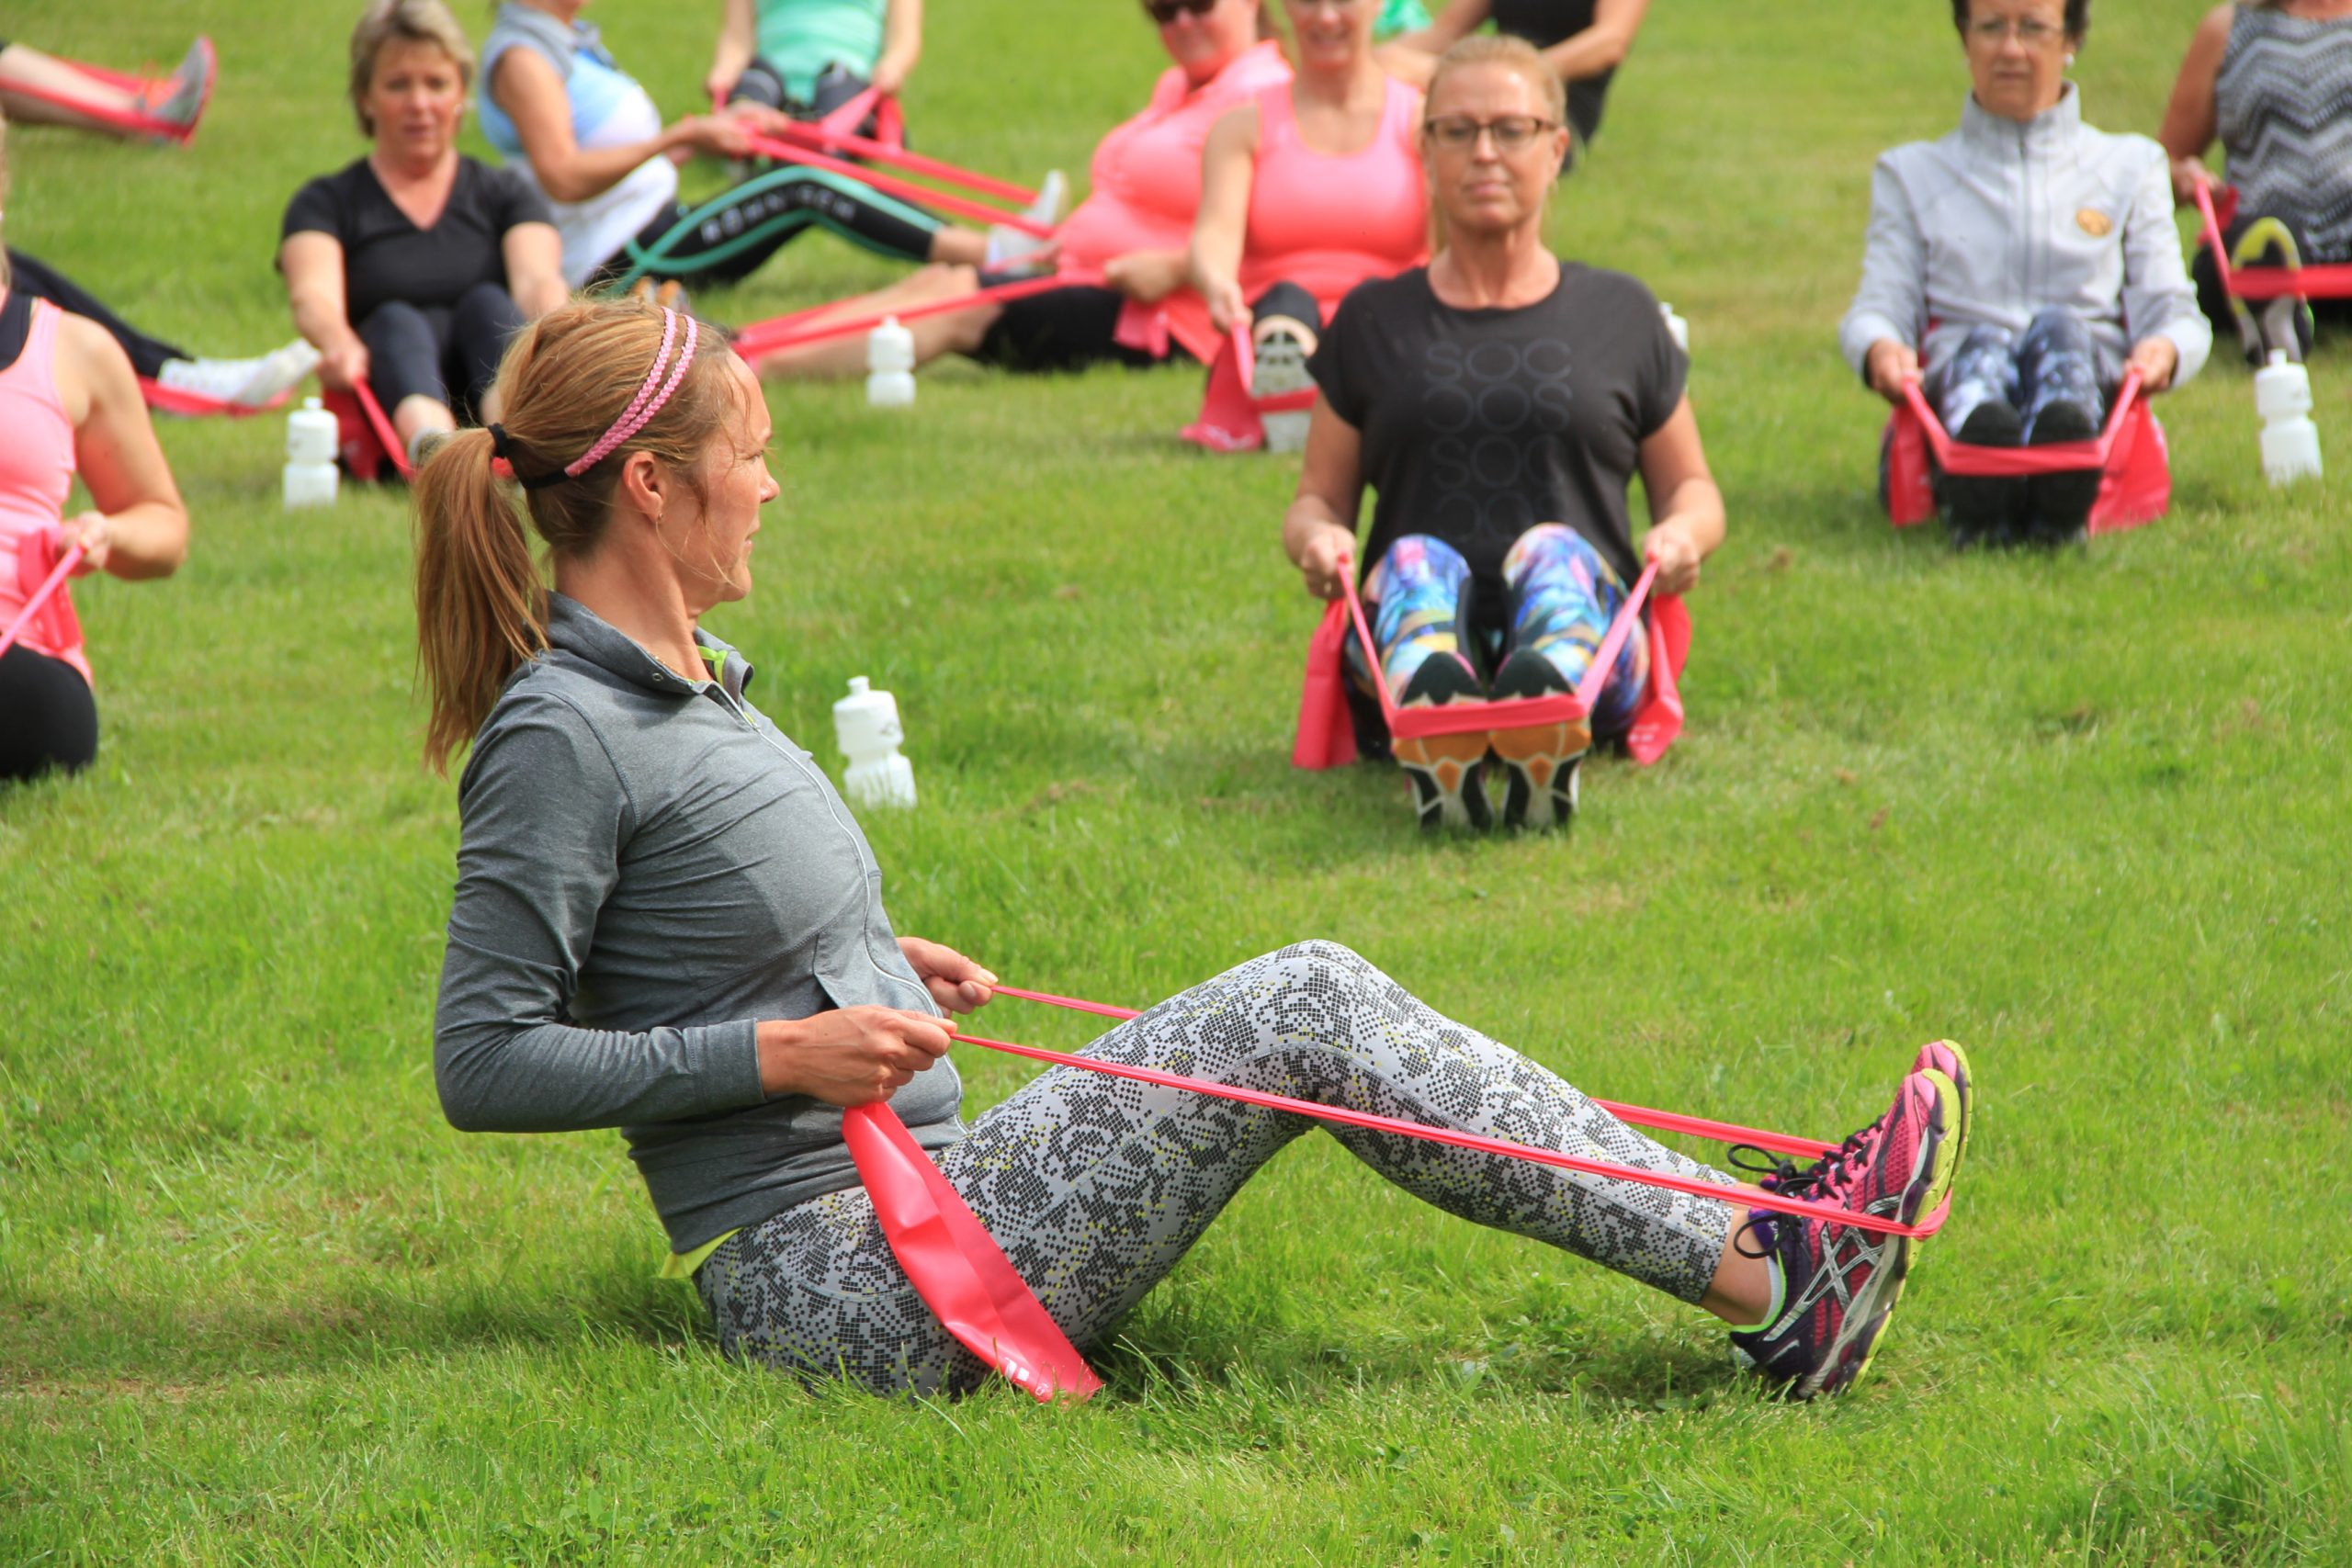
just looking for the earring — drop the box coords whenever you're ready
[2064,51,2075,66]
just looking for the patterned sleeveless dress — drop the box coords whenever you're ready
[2216,4,2352,260]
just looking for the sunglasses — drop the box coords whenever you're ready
[1142,0,1217,21]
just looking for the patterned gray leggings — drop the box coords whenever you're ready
[696,941,1739,1395]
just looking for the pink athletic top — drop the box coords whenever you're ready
[1069,41,1295,367]
[0,296,90,685]
[1061,41,1294,273]
[1239,74,1428,310]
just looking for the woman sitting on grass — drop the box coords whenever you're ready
[481,0,1001,300]
[1283,38,1719,832]
[751,0,1291,379]
[1188,0,1431,450]
[413,294,1970,1403]
[707,0,917,126]
[0,115,189,784]
[279,0,567,473]
[1838,0,2210,548]
[2158,0,2352,365]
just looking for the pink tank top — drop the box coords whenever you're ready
[1239,74,1429,310]
[0,297,90,684]
[1057,41,1294,273]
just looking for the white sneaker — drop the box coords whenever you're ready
[156,355,260,405]
[232,339,322,406]
[982,170,1067,276]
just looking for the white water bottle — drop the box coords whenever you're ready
[2255,351,2322,487]
[283,396,340,509]
[831,676,917,808]
[865,316,915,410]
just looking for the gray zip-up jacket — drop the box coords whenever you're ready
[1839,86,2211,388]
[432,594,961,1252]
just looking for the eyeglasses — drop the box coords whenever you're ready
[1421,115,1559,153]
[1141,0,1216,21]
[1967,17,2064,46]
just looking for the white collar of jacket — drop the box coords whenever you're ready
[1959,80,2082,156]
[543,591,752,703]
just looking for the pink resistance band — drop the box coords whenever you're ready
[0,542,86,661]
[971,987,1941,1241]
[740,131,1056,239]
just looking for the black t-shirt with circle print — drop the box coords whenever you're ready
[280,156,550,326]
[1307,262,1687,595]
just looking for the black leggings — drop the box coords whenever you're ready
[358,282,524,420]
[724,57,874,125]
[4,248,187,378]
[969,278,1311,376]
[592,167,942,292]
[0,644,97,783]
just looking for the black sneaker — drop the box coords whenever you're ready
[1939,401,2024,549]
[1487,648,1589,830]
[1392,652,1491,832]
[2024,400,2101,545]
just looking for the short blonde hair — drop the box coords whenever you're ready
[349,0,476,137]
[1425,34,1569,134]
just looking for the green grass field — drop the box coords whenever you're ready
[5,0,2350,1561]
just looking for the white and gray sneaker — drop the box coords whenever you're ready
[982,169,1067,276]
[1250,314,1317,455]
[154,338,321,409]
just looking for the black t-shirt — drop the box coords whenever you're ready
[1309,263,1686,592]
[1490,0,1614,144]
[280,156,550,325]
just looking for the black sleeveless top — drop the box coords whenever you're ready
[1489,0,1615,146]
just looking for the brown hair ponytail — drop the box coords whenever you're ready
[412,297,736,772]
[413,427,544,771]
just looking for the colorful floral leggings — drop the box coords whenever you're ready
[697,942,1737,1395]
[1362,526,1651,739]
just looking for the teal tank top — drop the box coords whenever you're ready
[755,0,886,102]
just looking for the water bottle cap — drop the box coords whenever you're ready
[847,675,870,696]
[303,396,323,412]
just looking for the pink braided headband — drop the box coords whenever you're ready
[488,306,701,489]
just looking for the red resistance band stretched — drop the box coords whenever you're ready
[729,270,1102,358]
[353,381,414,480]
[0,541,86,661]
[1901,368,2143,478]
[1332,550,1660,744]
[2196,181,2352,302]
[758,109,1036,207]
[975,985,1943,1241]
[739,131,1055,240]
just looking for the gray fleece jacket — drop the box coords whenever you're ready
[1839,86,2211,388]
[432,594,961,1252]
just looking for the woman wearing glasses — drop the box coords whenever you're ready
[1839,0,2210,548]
[1189,0,1430,450]
[747,0,1291,378]
[1281,37,1719,831]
